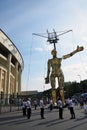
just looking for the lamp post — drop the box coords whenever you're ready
[77,74,81,83]
[77,74,83,93]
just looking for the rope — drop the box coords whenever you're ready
[26,36,33,91]
[71,30,75,50]
[42,43,49,91]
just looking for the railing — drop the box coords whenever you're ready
[0,94,22,114]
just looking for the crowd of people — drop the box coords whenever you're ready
[22,98,31,119]
[21,96,87,120]
[21,98,45,119]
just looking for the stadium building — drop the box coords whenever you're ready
[0,29,24,101]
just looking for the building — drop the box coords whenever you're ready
[0,29,24,101]
[21,91,38,96]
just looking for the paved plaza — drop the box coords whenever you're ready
[0,106,87,130]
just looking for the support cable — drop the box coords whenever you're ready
[26,36,33,92]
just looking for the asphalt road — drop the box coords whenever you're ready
[0,105,87,130]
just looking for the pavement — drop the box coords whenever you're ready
[0,105,87,130]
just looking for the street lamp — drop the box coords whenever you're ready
[77,74,81,83]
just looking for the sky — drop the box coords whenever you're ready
[0,0,87,92]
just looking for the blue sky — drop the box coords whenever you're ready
[0,0,87,92]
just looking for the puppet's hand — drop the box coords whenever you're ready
[45,77,49,84]
[77,46,84,52]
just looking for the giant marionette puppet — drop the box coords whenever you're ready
[33,30,84,105]
[45,30,84,105]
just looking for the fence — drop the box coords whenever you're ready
[0,94,22,114]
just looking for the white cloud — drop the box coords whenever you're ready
[35,47,43,52]
[63,62,87,82]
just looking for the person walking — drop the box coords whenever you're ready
[49,98,53,111]
[68,97,76,119]
[26,98,31,119]
[84,103,87,114]
[40,98,45,119]
[22,99,27,116]
[57,97,64,119]
[34,100,37,110]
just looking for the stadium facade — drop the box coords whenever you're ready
[0,29,24,100]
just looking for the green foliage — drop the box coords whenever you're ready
[43,79,87,98]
